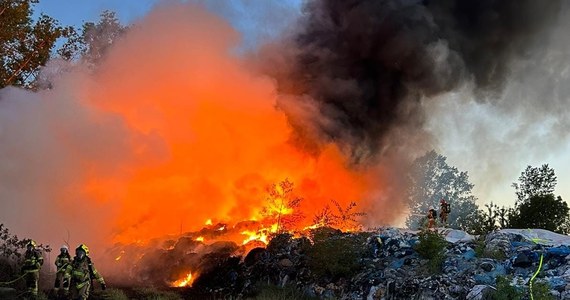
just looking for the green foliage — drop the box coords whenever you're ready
[102,288,129,300]
[80,10,127,65]
[491,276,523,300]
[414,229,447,274]
[530,281,555,300]
[251,284,316,300]
[473,236,486,258]
[306,227,366,280]
[406,150,479,231]
[467,203,513,235]
[262,179,304,233]
[312,199,366,229]
[0,223,51,261]
[0,0,75,88]
[266,233,293,254]
[509,194,569,233]
[131,288,182,300]
[512,164,557,204]
[473,236,506,260]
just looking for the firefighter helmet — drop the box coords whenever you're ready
[61,245,69,252]
[76,244,90,256]
[27,240,37,248]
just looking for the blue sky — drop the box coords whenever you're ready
[35,0,157,26]
[34,0,302,50]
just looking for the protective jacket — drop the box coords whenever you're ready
[66,256,105,290]
[22,249,43,272]
[55,252,71,272]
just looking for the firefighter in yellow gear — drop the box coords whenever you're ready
[65,244,106,300]
[21,240,44,298]
[54,245,71,293]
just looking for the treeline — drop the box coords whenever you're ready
[0,0,126,89]
[406,150,569,235]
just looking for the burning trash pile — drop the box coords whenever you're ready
[103,226,570,299]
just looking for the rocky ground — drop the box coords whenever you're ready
[195,227,570,299]
[4,227,570,299]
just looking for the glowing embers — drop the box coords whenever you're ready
[115,250,125,261]
[171,271,194,287]
[241,223,278,245]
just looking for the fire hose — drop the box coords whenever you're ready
[0,269,35,286]
[527,230,548,300]
[528,251,544,300]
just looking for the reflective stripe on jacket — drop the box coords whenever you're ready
[23,250,43,271]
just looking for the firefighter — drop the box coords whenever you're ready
[54,245,71,293]
[368,235,383,257]
[66,244,106,300]
[427,208,437,229]
[439,198,450,225]
[21,240,44,298]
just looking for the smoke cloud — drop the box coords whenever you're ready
[0,1,380,270]
[263,0,562,163]
[2,0,570,283]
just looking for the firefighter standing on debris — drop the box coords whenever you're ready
[54,245,71,294]
[439,198,450,225]
[21,240,44,298]
[427,208,437,229]
[65,244,106,300]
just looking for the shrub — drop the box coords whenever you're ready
[131,287,183,300]
[529,281,555,300]
[414,230,447,274]
[251,284,316,300]
[473,236,506,260]
[266,233,293,255]
[306,227,366,280]
[490,276,523,300]
[102,288,129,300]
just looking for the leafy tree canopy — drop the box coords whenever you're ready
[512,164,557,205]
[509,194,569,233]
[0,0,75,89]
[405,150,478,230]
[1,1,127,89]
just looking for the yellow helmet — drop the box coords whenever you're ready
[27,240,37,248]
[76,244,90,256]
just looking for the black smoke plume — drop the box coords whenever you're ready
[271,0,562,162]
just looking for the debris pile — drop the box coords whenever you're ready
[110,227,570,299]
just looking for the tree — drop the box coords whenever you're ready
[261,179,304,233]
[0,0,75,89]
[467,203,513,235]
[509,194,569,233]
[405,150,479,230]
[512,164,557,205]
[312,199,366,229]
[508,164,569,233]
[80,10,127,66]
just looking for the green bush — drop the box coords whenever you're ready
[266,233,293,255]
[473,236,506,260]
[131,287,182,300]
[529,281,555,300]
[306,227,366,280]
[414,230,447,274]
[251,284,316,300]
[490,276,523,300]
[103,288,129,300]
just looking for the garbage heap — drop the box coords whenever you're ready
[188,227,570,300]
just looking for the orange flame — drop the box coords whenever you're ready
[61,3,392,249]
[172,272,194,287]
